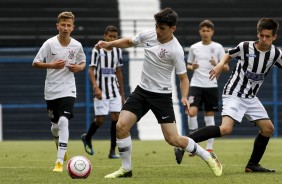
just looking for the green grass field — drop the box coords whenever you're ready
[0,138,281,184]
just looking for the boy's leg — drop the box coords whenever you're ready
[175,126,221,164]
[245,133,275,172]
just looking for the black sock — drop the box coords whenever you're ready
[189,129,198,135]
[85,120,100,142]
[189,126,221,143]
[247,133,270,165]
[110,121,117,153]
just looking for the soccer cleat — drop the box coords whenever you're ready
[174,147,185,164]
[205,152,222,176]
[108,154,120,159]
[81,133,94,155]
[104,167,133,178]
[245,163,275,173]
[196,149,213,158]
[53,162,63,172]
[64,151,68,161]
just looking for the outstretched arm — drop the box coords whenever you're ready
[96,37,134,50]
[209,53,232,80]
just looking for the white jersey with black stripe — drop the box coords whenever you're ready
[131,30,187,94]
[33,35,86,100]
[90,47,123,99]
[223,41,282,98]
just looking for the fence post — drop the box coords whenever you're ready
[0,104,2,141]
[272,67,278,137]
[85,48,91,131]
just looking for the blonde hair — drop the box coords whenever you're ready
[57,11,75,23]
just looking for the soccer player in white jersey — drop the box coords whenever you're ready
[187,18,282,172]
[81,25,124,159]
[175,20,229,162]
[32,11,86,172]
[96,8,222,178]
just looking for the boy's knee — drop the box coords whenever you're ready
[220,126,232,136]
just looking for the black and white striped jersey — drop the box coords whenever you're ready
[223,41,282,98]
[90,47,123,99]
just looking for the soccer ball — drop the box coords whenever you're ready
[67,156,92,179]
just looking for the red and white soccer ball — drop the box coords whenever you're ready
[67,156,92,179]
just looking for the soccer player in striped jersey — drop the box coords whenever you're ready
[33,11,86,172]
[81,25,124,159]
[96,8,222,178]
[185,18,282,172]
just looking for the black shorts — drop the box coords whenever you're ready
[122,86,175,123]
[46,97,75,123]
[188,87,219,111]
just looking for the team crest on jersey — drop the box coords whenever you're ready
[210,48,215,54]
[158,48,168,59]
[68,50,76,59]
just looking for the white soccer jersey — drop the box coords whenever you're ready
[188,41,225,87]
[224,41,282,98]
[33,36,86,100]
[132,30,187,93]
[90,47,123,99]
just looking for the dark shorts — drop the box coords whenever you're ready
[46,97,75,123]
[122,86,175,123]
[188,86,219,111]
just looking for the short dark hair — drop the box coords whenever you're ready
[104,25,118,34]
[257,18,279,35]
[154,7,178,27]
[199,19,214,30]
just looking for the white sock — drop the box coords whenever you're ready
[188,116,198,134]
[51,122,59,137]
[204,116,215,151]
[184,137,210,161]
[51,122,59,146]
[56,116,69,164]
[117,136,132,171]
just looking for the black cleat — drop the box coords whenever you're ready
[245,163,275,173]
[174,147,185,164]
[81,133,94,155]
[109,154,120,159]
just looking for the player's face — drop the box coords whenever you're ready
[155,23,175,44]
[104,31,118,42]
[56,18,74,38]
[199,26,214,43]
[257,29,277,51]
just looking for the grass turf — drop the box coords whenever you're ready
[0,138,281,184]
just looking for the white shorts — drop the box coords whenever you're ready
[222,95,269,123]
[94,96,122,116]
